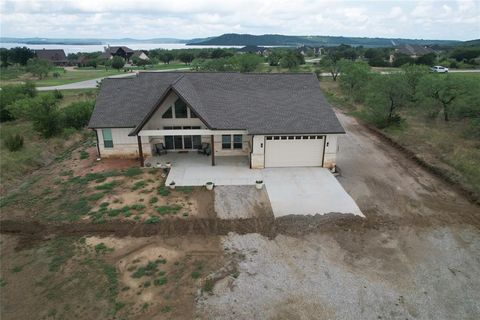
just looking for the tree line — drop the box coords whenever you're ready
[331,61,480,137]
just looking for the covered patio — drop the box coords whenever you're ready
[145,152,260,186]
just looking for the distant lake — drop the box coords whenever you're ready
[0,43,242,54]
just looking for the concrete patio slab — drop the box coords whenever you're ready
[148,153,261,186]
[151,152,362,218]
[262,168,363,217]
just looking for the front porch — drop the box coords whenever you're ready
[146,152,261,186]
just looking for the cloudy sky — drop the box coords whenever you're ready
[0,0,479,40]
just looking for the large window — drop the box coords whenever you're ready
[222,135,231,149]
[162,107,173,118]
[174,98,188,118]
[102,128,113,148]
[164,126,202,150]
[222,134,243,150]
[233,135,243,149]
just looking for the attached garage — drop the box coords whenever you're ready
[264,135,325,168]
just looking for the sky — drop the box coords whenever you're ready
[0,0,479,41]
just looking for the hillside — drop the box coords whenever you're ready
[187,33,460,47]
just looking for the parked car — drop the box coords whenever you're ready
[431,66,449,73]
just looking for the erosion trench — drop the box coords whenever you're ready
[2,209,479,243]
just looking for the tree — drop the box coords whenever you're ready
[392,53,414,67]
[0,48,9,67]
[266,51,281,66]
[9,47,35,65]
[416,53,436,66]
[63,101,94,129]
[402,64,429,103]
[211,49,233,59]
[318,52,342,81]
[363,74,408,128]
[26,58,52,79]
[30,95,63,138]
[111,56,125,70]
[418,74,467,121]
[178,52,195,65]
[279,51,303,69]
[158,52,174,64]
[339,60,371,102]
[0,82,37,122]
[232,54,262,72]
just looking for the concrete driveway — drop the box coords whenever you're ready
[157,153,362,218]
[263,167,363,217]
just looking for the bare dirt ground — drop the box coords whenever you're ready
[197,111,480,320]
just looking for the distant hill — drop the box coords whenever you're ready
[187,33,460,47]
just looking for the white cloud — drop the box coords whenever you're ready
[0,0,478,40]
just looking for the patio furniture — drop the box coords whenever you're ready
[197,143,211,156]
[155,143,167,156]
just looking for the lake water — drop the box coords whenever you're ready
[0,43,241,54]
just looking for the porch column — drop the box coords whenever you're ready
[211,135,215,166]
[137,135,144,167]
[93,129,101,158]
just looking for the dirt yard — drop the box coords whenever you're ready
[197,111,480,319]
[1,111,479,319]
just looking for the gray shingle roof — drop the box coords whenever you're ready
[397,44,434,56]
[89,72,345,135]
[34,49,67,62]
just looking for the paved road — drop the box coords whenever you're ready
[37,68,190,91]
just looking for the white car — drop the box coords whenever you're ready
[431,65,449,73]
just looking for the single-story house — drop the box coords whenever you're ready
[100,45,134,61]
[34,49,68,66]
[88,72,345,169]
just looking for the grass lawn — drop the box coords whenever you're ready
[320,77,480,198]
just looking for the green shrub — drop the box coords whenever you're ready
[3,133,24,151]
[191,271,201,279]
[144,216,160,224]
[156,205,181,215]
[63,101,94,129]
[95,181,118,191]
[124,167,142,177]
[149,196,158,204]
[157,186,170,196]
[131,180,147,191]
[153,277,167,286]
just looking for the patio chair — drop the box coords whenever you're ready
[197,143,210,156]
[155,143,167,156]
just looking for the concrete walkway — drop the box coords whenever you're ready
[37,68,190,91]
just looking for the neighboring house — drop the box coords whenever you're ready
[88,72,344,169]
[132,50,150,61]
[34,49,68,66]
[100,45,134,61]
[297,46,323,56]
[390,44,434,62]
[237,46,270,56]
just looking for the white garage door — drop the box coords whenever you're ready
[264,135,325,167]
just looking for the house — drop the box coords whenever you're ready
[390,44,435,62]
[237,46,270,56]
[34,49,68,66]
[88,72,344,169]
[131,50,150,61]
[297,46,323,56]
[100,45,134,61]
